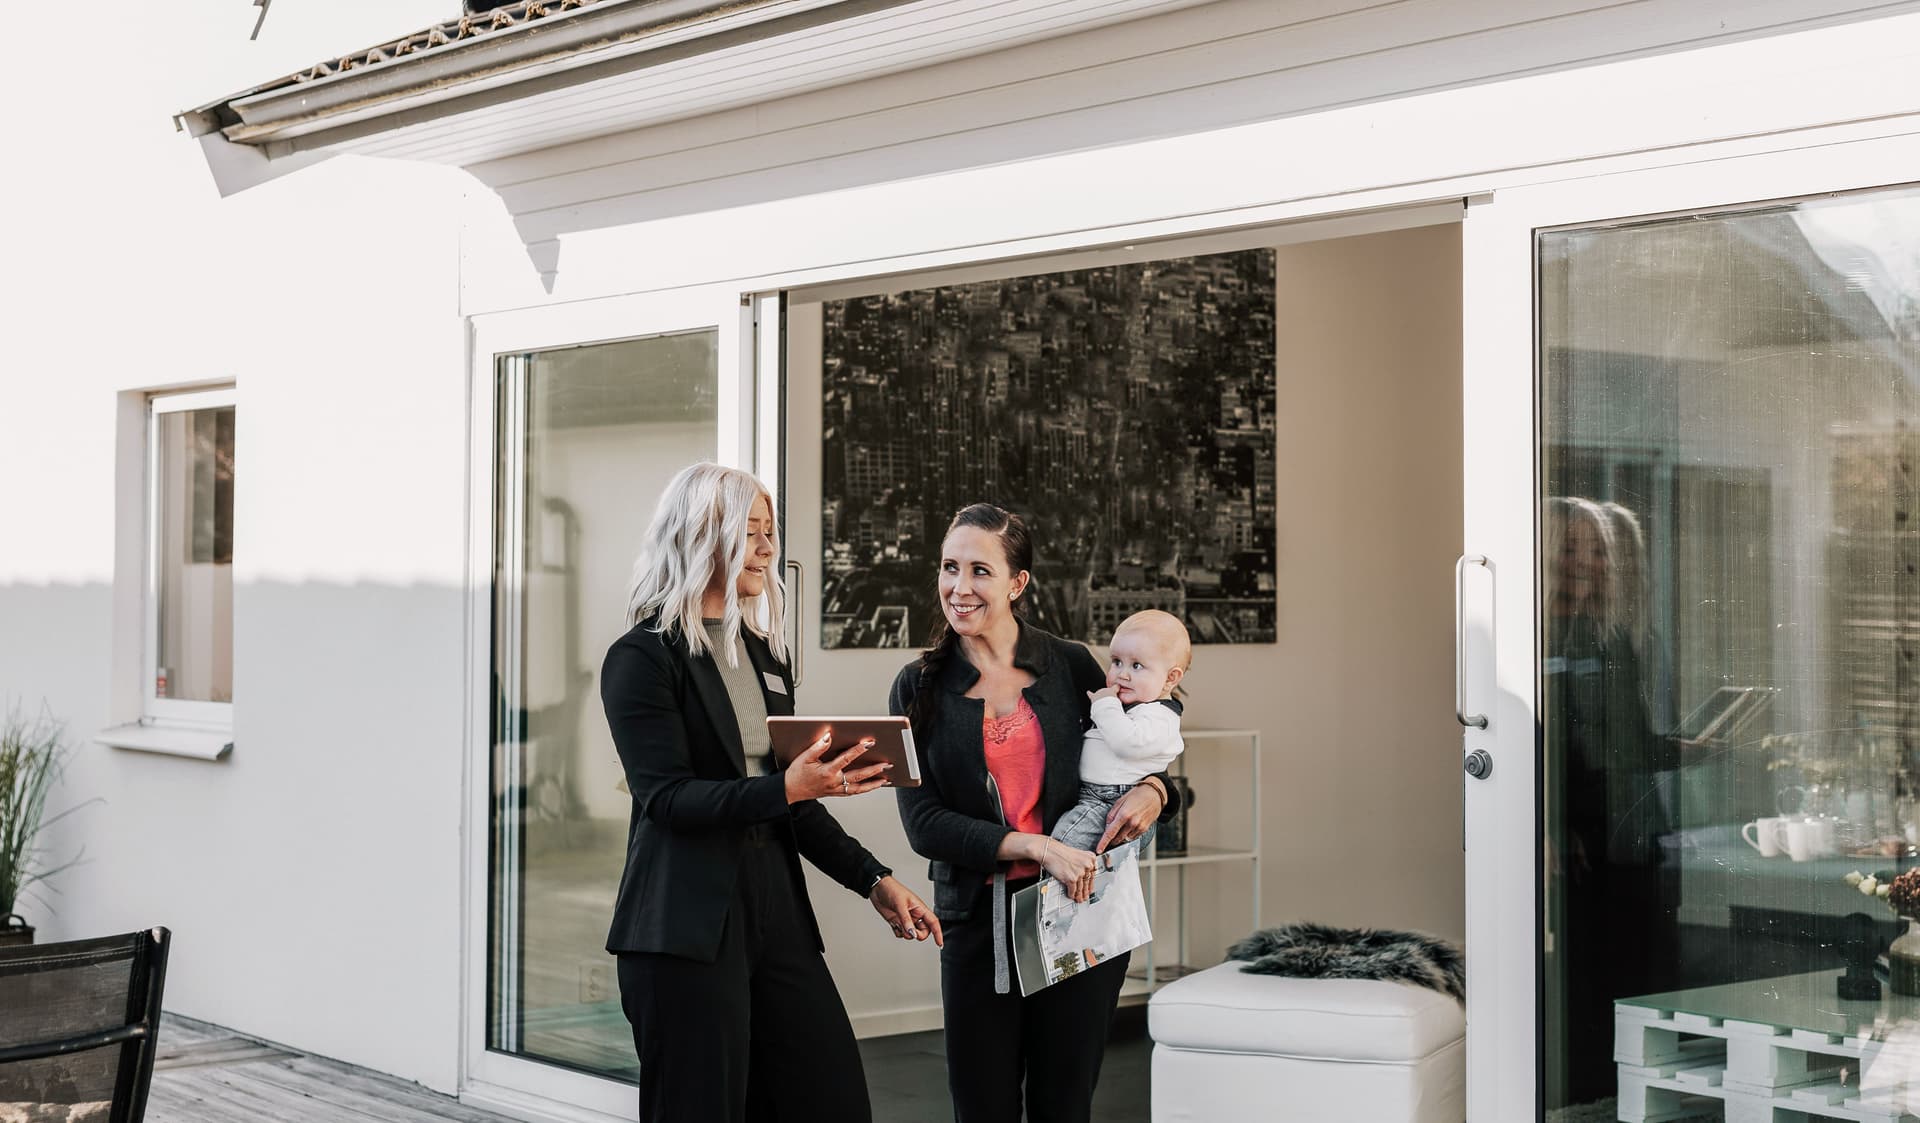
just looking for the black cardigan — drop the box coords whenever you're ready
[600,617,888,959]
[888,620,1182,921]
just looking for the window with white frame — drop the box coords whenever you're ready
[145,388,235,725]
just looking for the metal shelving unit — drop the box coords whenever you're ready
[1123,727,1263,1001]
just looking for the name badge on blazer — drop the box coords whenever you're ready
[763,671,789,695]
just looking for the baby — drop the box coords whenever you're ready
[1051,609,1190,859]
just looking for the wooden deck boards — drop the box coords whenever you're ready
[147,1016,524,1123]
[143,1010,1152,1122]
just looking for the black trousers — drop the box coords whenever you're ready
[616,832,871,1123]
[1562,860,1679,1105]
[939,877,1130,1123]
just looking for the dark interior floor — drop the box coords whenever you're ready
[860,1006,1153,1123]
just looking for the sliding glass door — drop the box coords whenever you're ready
[466,289,778,1118]
[1463,134,1920,1122]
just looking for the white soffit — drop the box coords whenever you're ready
[262,0,1215,166]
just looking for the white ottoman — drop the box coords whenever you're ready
[1148,962,1465,1123]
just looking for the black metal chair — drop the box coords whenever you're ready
[0,928,171,1123]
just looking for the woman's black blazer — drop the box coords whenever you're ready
[600,617,888,960]
[888,620,1182,922]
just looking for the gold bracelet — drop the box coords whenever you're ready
[1139,777,1169,808]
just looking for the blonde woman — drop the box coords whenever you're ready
[601,462,939,1123]
[1601,500,1673,729]
[1543,495,1672,1107]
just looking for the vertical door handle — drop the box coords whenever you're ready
[786,560,805,688]
[1455,554,1490,730]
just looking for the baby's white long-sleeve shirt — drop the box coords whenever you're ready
[1079,696,1184,785]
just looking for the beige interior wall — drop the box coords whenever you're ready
[1248,222,1465,943]
[784,219,1466,1029]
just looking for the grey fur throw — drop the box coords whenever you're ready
[1226,922,1464,1003]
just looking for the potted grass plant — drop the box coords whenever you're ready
[0,703,81,946]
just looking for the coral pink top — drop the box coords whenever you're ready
[983,698,1046,880]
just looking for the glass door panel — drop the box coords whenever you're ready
[1539,184,1920,1116]
[490,330,718,1079]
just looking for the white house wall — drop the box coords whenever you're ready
[463,0,1920,256]
[0,0,1917,1109]
[456,7,1920,314]
[0,0,475,1095]
[440,5,1920,1046]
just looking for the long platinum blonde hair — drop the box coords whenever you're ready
[626,462,788,668]
[1543,495,1615,625]
[1600,501,1648,657]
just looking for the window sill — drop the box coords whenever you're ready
[96,723,232,761]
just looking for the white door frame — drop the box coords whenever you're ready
[459,283,774,1123]
[1460,129,1920,1123]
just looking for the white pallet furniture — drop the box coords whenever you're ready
[1615,971,1920,1122]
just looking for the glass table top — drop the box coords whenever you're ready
[1620,971,1920,1040]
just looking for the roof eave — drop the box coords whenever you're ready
[175,0,844,148]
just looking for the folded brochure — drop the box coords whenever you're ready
[1011,845,1153,996]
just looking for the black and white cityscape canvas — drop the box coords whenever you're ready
[819,248,1277,648]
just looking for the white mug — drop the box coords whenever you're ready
[1807,817,1837,858]
[1782,818,1817,862]
[1743,816,1786,858]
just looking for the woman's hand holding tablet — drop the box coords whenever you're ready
[768,716,922,790]
[779,727,888,801]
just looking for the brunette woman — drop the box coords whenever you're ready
[889,503,1178,1123]
[602,462,940,1123]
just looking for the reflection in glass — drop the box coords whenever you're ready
[154,404,235,703]
[490,331,717,1077]
[1541,185,1920,1117]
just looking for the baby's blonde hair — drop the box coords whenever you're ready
[1116,609,1193,671]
